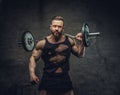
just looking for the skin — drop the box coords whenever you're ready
[29,19,85,95]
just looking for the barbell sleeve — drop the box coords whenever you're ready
[88,32,100,36]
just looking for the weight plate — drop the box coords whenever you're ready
[22,31,35,52]
[82,23,90,47]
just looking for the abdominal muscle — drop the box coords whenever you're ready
[49,54,66,73]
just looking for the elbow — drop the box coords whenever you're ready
[29,56,36,65]
[77,53,85,58]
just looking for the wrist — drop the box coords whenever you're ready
[30,72,35,77]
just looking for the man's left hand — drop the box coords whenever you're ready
[75,33,83,42]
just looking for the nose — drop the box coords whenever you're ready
[55,26,59,30]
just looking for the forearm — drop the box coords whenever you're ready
[78,42,85,57]
[29,56,36,77]
[79,45,85,57]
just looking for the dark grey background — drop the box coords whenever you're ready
[0,0,120,95]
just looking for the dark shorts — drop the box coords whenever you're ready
[39,72,73,93]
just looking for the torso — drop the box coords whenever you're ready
[41,34,72,74]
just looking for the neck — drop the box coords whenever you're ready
[51,34,63,42]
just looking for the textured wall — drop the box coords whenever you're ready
[0,0,120,95]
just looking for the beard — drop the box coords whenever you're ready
[51,30,63,41]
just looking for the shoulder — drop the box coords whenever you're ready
[67,36,76,46]
[35,38,46,50]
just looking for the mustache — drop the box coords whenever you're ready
[52,30,62,34]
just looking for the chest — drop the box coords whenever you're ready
[44,43,71,56]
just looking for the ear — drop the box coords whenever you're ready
[49,25,52,29]
[63,28,64,31]
[62,27,64,31]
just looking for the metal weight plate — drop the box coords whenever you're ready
[82,23,90,47]
[22,31,35,51]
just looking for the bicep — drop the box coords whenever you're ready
[31,48,42,60]
[71,40,85,57]
[68,37,79,56]
[71,44,79,57]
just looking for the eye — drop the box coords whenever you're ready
[52,25,57,28]
[58,26,62,28]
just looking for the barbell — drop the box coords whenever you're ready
[65,23,100,47]
[18,23,100,52]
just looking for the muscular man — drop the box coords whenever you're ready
[29,16,85,95]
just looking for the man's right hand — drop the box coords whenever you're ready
[30,75,40,84]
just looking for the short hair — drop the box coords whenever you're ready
[51,16,64,24]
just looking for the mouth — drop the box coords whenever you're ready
[54,31,60,36]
